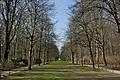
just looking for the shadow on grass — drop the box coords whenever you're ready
[4,61,120,80]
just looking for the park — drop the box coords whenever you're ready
[3,61,120,80]
[1,0,120,80]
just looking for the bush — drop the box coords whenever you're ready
[106,56,120,70]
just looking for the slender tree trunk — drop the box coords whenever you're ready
[97,48,100,67]
[24,48,27,59]
[102,39,107,66]
[13,42,16,63]
[85,29,95,68]
[38,27,43,66]
[0,29,1,63]
[43,48,46,65]
[117,23,120,33]
[28,36,33,70]
[43,36,46,65]
[88,42,95,69]
[80,46,84,66]
[0,29,1,78]
[25,39,28,59]
[71,49,74,64]
[76,54,79,64]
[46,42,49,64]
[38,47,41,66]
[46,50,49,64]
[111,43,114,56]
[75,45,79,64]
[38,39,41,66]
[46,26,50,64]
[102,46,107,66]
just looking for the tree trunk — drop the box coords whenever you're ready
[71,49,74,64]
[76,54,79,64]
[46,51,49,64]
[102,46,107,66]
[102,39,107,66]
[4,26,10,60]
[38,27,43,66]
[38,39,42,66]
[46,26,50,64]
[46,42,49,64]
[0,29,1,78]
[24,48,27,59]
[88,42,95,69]
[43,27,47,65]
[97,48,100,67]
[43,48,46,65]
[13,43,16,63]
[75,45,79,64]
[117,23,120,33]
[4,41,10,60]
[28,36,33,70]
[43,39,46,65]
[38,48,41,66]
[0,29,1,63]
[80,46,84,66]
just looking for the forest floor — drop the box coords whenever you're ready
[3,61,120,80]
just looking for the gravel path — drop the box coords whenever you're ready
[87,65,120,74]
[1,65,38,78]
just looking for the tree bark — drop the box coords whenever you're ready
[38,27,43,66]
[0,29,1,63]
[88,42,95,69]
[28,36,33,70]
[71,48,74,64]
[4,40,10,60]
[38,47,41,66]
[102,38,107,66]
[80,46,84,66]
[13,42,16,63]
[43,36,46,65]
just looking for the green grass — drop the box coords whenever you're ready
[6,61,120,80]
[8,72,115,80]
[49,61,72,65]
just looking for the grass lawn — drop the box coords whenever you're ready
[5,61,120,80]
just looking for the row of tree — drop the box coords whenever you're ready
[61,0,120,69]
[0,0,59,70]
